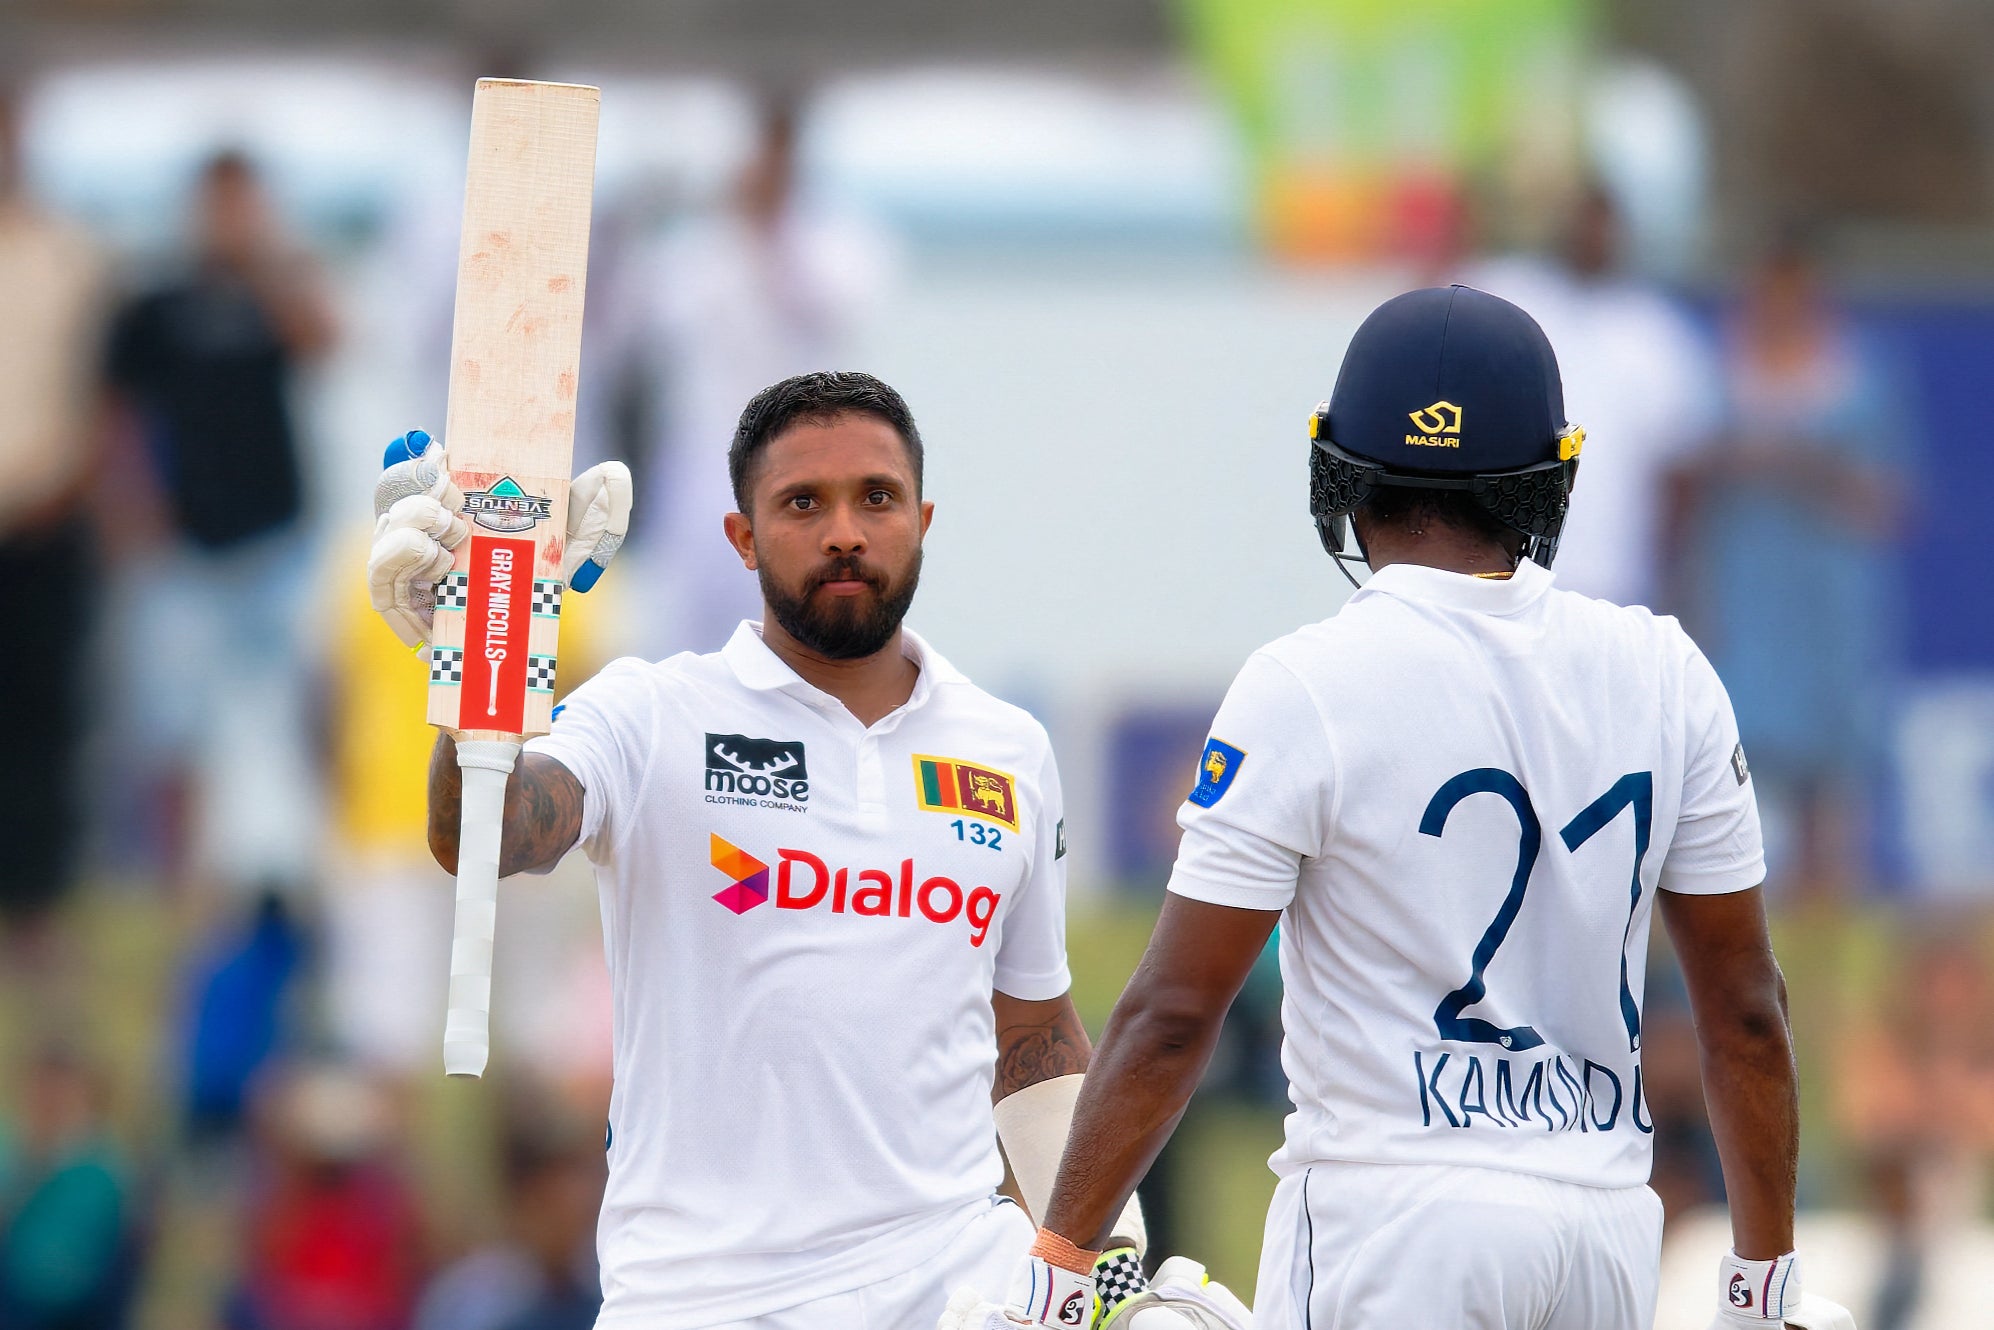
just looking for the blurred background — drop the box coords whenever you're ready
[2,0,1993,1326]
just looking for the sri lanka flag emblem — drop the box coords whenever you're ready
[913,755,1019,830]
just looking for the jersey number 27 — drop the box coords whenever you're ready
[1421,769,1653,1056]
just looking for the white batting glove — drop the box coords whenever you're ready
[365,429,633,648]
[563,455,631,592]
[940,1247,1251,1330]
[1116,1257,1252,1329]
[1705,1252,1856,1330]
[368,431,467,648]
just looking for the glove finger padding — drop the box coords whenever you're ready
[1116,1258,1253,1330]
[936,1286,1024,1330]
[367,519,458,648]
[563,460,631,591]
[373,431,462,519]
[1782,1297,1857,1330]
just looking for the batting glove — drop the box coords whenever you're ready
[1706,1252,1856,1330]
[938,1244,1251,1330]
[366,429,631,649]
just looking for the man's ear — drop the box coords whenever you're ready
[723,511,757,571]
[919,499,934,538]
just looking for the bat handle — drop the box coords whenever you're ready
[444,738,523,1078]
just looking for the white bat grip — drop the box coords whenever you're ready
[444,738,522,1077]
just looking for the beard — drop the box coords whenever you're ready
[759,548,922,661]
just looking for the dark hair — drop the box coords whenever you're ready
[1355,484,1515,546]
[200,147,258,186]
[729,371,924,513]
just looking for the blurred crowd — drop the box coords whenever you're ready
[0,36,1980,1330]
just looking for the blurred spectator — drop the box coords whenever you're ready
[181,891,305,1146]
[0,82,108,946]
[102,148,335,898]
[1828,930,1994,1327]
[412,1102,602,1330]
[620,94,892,658]
[1835,932,1994,1226]
[1669,233,1906,896]
[0,1047,142,1330]
[1462,183,1719,610]
[229,1064,424,1330]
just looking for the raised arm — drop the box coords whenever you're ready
[426,732,584,878]
[1658,885,1796,1260]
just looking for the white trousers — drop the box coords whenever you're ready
[699,1198,1034,1330]
[1254,1162,1664,1330]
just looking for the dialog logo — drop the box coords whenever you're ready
[710,835,770,915]
[705,733,810,806]
[707,835,1002,946]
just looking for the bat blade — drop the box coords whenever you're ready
[427,78,599,742]
[429,78,599,1078]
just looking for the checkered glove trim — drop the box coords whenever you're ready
[1094,1248,1148,1326]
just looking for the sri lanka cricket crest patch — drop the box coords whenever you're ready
[1188,738,1246,807]
[913,755,1020,830]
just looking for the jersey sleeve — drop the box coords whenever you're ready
[521,657,658,863]
[1166,650,1334,913]
[1659,634,1766,895]
[992,738,1073,1001]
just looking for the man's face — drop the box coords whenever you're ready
[198,167,273,266]
[724,412,933,660]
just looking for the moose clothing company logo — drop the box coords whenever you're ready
[705,733,810,809]
[912,755,1019,830]
[707,834,1002,946]
[1405,399,1464,449]
[463,476,555,532]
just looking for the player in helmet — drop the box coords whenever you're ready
[960,286,1855,1330]
[1306,282,1585,584]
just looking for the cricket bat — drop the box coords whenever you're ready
[429,78,599,1078]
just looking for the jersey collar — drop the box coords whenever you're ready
[1352,557,1556,617]
[721,620,962,715]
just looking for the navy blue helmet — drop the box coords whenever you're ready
[1308,285,1584,575]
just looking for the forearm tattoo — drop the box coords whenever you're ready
[427,735,585,876]
[994,996,1094,1099]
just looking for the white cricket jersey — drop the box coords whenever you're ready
[1167,560,1763,1190]
[525,622,1070,1328]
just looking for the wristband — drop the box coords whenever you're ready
[1030,1228,1101,1276]
[1720,1251,1803,1320]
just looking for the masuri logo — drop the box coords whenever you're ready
[1408,400,1464,435]
[707,834,1002,946]
[1405,400,1464,449]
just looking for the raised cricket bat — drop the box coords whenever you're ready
[429,78,599,1077]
